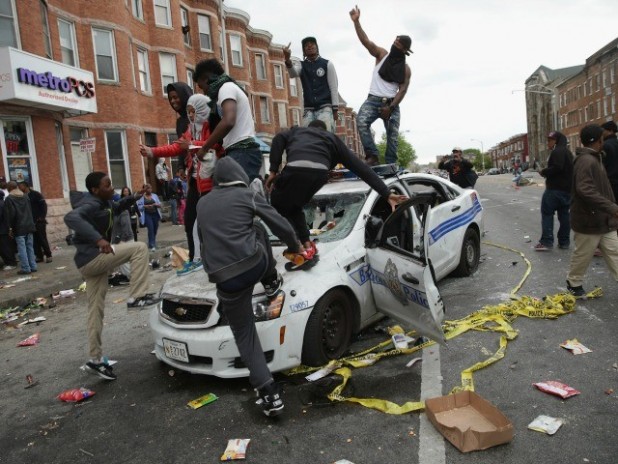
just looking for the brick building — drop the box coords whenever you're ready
[487,133,528,170]
[0,0,361,242]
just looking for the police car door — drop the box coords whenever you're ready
[365,196,446,344]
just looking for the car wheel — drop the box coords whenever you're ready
[452,227,480,277]
[301,289,353,367]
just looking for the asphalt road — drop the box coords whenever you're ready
[1,172,616,464]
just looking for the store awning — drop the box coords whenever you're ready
[254,136,271,153]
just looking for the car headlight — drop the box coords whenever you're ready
[253,292,285,321]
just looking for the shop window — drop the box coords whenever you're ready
[181,7,190,46]
[0,0,19,48]
[1,118,38,190]
[137,48,151,93]
[132,0,143,20]
[92,28,118,81]
[58,19,78,67]
[259,96,270,123]
[159,53,177,95]
[105,131,129,190]
[230,35,242,66]
[219,30,224,63]
[40,1,52,59]
[197,15,212,51]
[289,77,297,97]
[154,0,171,27]
[274,64,284,89]
[255,54,266,80]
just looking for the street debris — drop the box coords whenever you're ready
[528,415,563,435]
[79,448,94,457]
[53,289,76,299]
[168,369,175,377]
[333,460,355,464]
[77,282,87,292]
[25,374,39,389]
[18,333,40,347]
[560,339,592,355]
[604,388,614,395]
[220,438,250,461]
[54,266,67,270]
[406,357,422,368]
[306,363,337,382]
[150,259,160,270]
[18,316,46,327]
[112,298,125,304]
[187,393,218,410]
[533,381,580,399]
[392,333,414,349]
[57,387,95,402]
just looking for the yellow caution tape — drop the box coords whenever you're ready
[285,242,602,414]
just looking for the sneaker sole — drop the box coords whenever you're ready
[262,404,284,417]
[83,364,117,380]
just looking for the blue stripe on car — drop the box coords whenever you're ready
[428,197,482,245]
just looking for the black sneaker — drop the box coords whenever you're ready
[84,361,117,380]
[566,281,586,299]
[256,382,284,417]
[127,294,161,309]
[263,273,283,298]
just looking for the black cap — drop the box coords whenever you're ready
[601,121,617,133]
[301,36,317,48]
[398,35,413,55]
[580,124,604,146]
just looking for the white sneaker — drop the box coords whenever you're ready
[3,265,16,271]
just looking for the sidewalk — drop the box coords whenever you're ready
[0,221,187,310]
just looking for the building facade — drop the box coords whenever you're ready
[0,0,361,242]
[487,133,528,170]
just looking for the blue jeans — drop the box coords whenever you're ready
[357,96,401,164]
[144,212,160,249]
[169,198,178,225]
[15,234,37,272]
[303,106,335,133]
[540,189,571,247]
[226,146,263,182]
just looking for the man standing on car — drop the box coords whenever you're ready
[283,37,339,133]
[533,131,574,251]
[438,148,475,188]
[350,5,412,166]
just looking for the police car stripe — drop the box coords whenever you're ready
[429,199,482,244]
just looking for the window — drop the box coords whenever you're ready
[289,77,298,97]
[219,30,224,62]
[154,0,171,27]
[159,53,177,95]
[277,102,287,127]
[197,15,212,50]
[181,7,190,46]
[105,131,129,190]
[0,0,19,48]
[137,48,151,93]
[292,108,300,126]
[40,1,52,59]
[186,69,194,91]
[259,96,270,123]
[132,0,143,20]
[230,35,242,66]
[58,19,78,66]
[255,54,266,80]
[92,28,118,81]
[274,64,284,88]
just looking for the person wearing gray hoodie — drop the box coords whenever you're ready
[4,181,37,274]
[196,157,300,417]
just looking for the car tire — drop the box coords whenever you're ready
[301,289,353,367]
[452,227,480,277]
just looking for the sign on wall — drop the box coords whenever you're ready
[79,137,96,153]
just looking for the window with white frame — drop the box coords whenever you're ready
[259,96,270,123]
[154,0,171,27]
[0,0,19,48]
[292,108,300,126]
[105,130,129,190]
[274,64,284,88]
[277,102,287,127]
[92,28,118,81]
[289,77,297,97]
[58,19,78,66]
[40,1,52,59]
[132,0,143,20]
[255,54,266,80]
[197,15,212,50]
[230,35,242,66]
[186,69,194,91]
[137,48,151,93]
[181,7,190,46]
[159,53,177,94]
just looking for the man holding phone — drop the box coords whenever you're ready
[439,147,475,188]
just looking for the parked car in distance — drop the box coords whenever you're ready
[487,168,500,175]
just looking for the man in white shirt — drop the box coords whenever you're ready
[155,158,170,200]
[194,59,262,182]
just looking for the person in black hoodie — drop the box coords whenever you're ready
[167,82,193,139]
[64,172,160,381]
[601,121,618,203]
[4,181,37,274]
[18,181,52,263]
[197,157,301,417]
[0,190,18,270]
[534,131,574,251]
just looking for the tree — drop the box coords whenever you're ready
[376,133,417,168]
[473,153,492,172]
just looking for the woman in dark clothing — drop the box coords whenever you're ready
[136,184,162,251]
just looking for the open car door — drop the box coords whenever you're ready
[365,195,446,344]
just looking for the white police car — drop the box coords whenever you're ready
[150,170,484,376]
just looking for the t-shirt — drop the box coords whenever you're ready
[217,82,255,149]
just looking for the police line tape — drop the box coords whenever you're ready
[285,241,603,414]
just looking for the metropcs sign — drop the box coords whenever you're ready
[0,47,97,115]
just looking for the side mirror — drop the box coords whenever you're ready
[365,215,383,248]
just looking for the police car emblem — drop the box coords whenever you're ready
[384,259,408,306]
[316,67,325,77]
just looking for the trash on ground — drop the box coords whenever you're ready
[33,297,47,307]
[24,374,39,389]
[77,282,87,292]
[18,333,40,347]
[171,246,190,269]
[112,298,125,304]
[18,316,46,327]
[604,388,614,395]
[187,392,218,410]
[560,339,592,355]
[306,363,337,382]
[392,333,414,349]
[0,282,16,289]
[333,460,355,464]
[150,259,160,269]
[11,276,33,283]
[424,391,514,453]
[57,387,95,402]
[53,289,76,299]
[533,380,580,399]
[55,266,67,270]
[220,438,250,461]
[528,415,563,435]
[406,357,422,368]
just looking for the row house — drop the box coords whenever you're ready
[487,133,528,170]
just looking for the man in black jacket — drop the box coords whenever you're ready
[534,131,574,251]
[18,182,52,263]
[0,190,18,270]
[64,172,160,380]
[4,181,37,274]
[438,148,475,188]
[601,121,618,203]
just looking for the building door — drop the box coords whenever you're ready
[69,128,91,192]
[0,117,40,191]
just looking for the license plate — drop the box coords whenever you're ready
[163,339,189,363]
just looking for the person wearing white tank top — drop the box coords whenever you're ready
[350,6,412,166]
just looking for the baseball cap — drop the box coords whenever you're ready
[301,36,317,48]
[580,124,604,145]
[398,35,413,55]
[0,176,6,182]
[452,147,463,153]
[601,121,617,132]
[547,132,559,140]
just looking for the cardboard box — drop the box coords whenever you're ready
[425,391,513,453]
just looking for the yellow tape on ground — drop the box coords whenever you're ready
[285,242,601,414]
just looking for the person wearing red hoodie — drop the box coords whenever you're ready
[140,94,222,275]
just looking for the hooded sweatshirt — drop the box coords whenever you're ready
[5,188,35,235]
[196,157,299,283]
[541,132,573,192]
[167,82,193,138]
